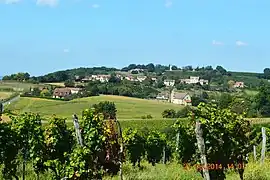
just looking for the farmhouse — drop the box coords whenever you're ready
[180,76,208,85]
[164,80,175,87]
[234,81,244,88]
[53,88,71,98]
[170,90,191,106]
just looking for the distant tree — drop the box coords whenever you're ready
[183,66,193,71]
[162,109,176,118]
[108,74,120,83]
[131,70,138,74]
[40,89,51,97]
[155,79,165,88]
[64,80,75,87]
[254,83,270,117]
[216,66,227,75]
[201,91,209,99]
[88,85,99,96]
[146,63,155,72]
[217,93,233,109]
[92,101,117,120]
[128,64,137,70]
[263,68,270,79]
[32,87,41,96]
[171,65,178,70]
[227,80,235,89]
[176,106,191,118]
[191,96,207,106]
[205,66,213,71]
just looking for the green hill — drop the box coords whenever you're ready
[6,95,183,120]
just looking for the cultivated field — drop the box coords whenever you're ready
[6,95,184,120]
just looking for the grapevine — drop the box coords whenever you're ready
[43,116,75,180]
[0,121,19,180]
[123,128,145,168]
[145,131,166,166]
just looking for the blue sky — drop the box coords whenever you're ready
[1,0,270,76]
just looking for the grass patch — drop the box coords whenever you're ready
[6,95,184,119]
[45,82,65,87]
[0,81,46,92]
[5,160,270,180]
[0,91,13,100]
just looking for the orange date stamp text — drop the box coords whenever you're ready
[184,163,245,170]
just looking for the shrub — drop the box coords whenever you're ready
[162,109,176,118]
[176,106,191,118]
[146,114,153,119]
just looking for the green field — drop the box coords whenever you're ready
[6,95,184,120]
[0,81,46,92]
[0,91,13,100]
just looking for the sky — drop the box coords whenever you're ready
[1,0,270,76]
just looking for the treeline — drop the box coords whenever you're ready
[2,72,30,81]
[80,80,159,99]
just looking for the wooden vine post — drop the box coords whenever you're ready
[195,120,210,180]
[72,114,83,146]
[115,119,123,180]
[175,132,180,151]
[0,102,3,121]
[253,146,257,161]
[261,127,266,165]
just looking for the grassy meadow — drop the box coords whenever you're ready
[6,95,184,120]
[0,91,13,100]
[2,159,270,180]
[0,81,46,92]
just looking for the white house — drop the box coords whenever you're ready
[170,90,192,106]
[164,80,175,87]
[233,82,244,88]
[69,88,82,94]
[156,92,169,100]
[180,76,208,85]
[137,76,147,82]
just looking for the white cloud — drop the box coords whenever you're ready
[36,0,58,7]
[91,4,100,8]
[1,0,21,4]
[236,40,248,46]
[63,48,70,53]
[165,0,172,8]
[212,40,224,46]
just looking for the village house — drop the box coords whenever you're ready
[156,92,169,100]
[116,74,124,80]
[68,87,82,94]
[180,76,208,85]
[81,74,111,83]
[125,76,138,81]
[137,76,147,82]
[92,74,111,82]
[164,79,175,87]
[233,81,244,88]
[151,77,157,82]
[81,76,92,82]
[170,90,192,106]
[129,68,144,73]
[53,88,72,99]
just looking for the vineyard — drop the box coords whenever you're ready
[0,102,270,180]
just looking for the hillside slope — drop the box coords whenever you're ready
[6,95,183,119]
